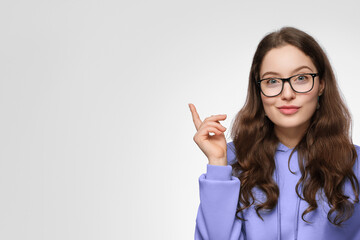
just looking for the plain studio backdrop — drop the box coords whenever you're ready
[0,0,359,239]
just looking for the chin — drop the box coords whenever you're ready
[275,123,305,129]
[271,117,309,129]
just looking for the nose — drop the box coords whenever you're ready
[280,81,296,100]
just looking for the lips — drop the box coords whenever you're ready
[277,105,300,115]
[278,105,300,109]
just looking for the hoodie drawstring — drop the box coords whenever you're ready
[276,166,281,240]
[275,155,302,240]
[294,185,301,240]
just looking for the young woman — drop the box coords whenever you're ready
[189,27,360,240]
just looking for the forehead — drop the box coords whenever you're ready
[260,44,316,77]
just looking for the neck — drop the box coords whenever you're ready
[274,121,309,149]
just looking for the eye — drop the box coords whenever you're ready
[296,75,310,81]
[266,78,281,85]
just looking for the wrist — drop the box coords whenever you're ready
[208,157,227,166]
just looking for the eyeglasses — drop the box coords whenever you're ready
[257,73,319,97]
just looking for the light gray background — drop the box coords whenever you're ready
[0,1,359,239]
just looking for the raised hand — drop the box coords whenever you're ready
[188,103,228,166]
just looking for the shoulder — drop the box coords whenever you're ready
[226,141,237,165]
[354,144,360,154]
[341,144,360,202]
[354,144,360,177]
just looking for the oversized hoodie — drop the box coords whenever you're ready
[195,141,360,240]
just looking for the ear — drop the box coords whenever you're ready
[319,79,325,96]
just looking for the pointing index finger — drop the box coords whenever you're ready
[188,103,202,130]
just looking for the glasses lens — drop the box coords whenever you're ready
[290,74,313,92]
[260,78,282,96]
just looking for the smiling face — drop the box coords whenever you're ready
[259,44,325,140]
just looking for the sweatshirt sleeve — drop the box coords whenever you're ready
[194,142,244,240]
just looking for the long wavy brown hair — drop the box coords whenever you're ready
[229,26,359,226]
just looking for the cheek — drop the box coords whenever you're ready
[261,95,275,113]
[301,92,318,106]
[302,95,319,113]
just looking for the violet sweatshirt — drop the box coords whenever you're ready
[195,141,360,240]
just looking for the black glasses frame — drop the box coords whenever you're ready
[257,73,319,97]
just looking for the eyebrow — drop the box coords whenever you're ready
[261,65,314,79]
